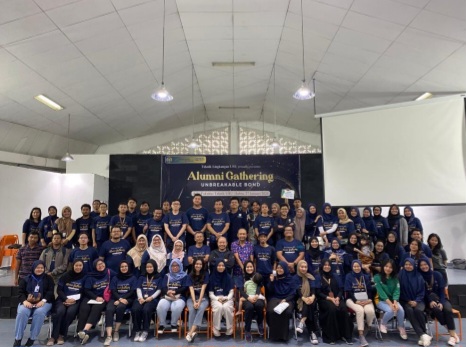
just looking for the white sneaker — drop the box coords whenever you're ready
[296,321,304,334]
[133,332,141,342]
[310,332,318,344]
[421,334,432,347]
[103,336,112,346]
[226,328,233,336]
[448,337,457,346]
[379,323,387,334]
[213,328,220,337]
[139,331,148,342]
[186,333,192,342]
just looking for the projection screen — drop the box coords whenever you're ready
[318,95,466,206]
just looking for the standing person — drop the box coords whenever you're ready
[253,203,274,245]
[143,207,164,243]
[91,202,110,248]
[206,199,230,250]
[13,260,54,347]
[141,235,167,276]
[127,234,148,278]
[271,203,280,219]
[163,199,189,252]
[90,199,101,219]
[349,207,367,236]
[15,231,44,286]
[266,261,298,342]
[133,201,152,240]
[247,201,260,242]
[372,206,389,241]
[209,259,235,337]
[162,200,171,216]
[185,194,209,250]
[361,207,378,243]
[427,233,449,285]
[289,198,303,219]
[403,206,423,240]
[387,204,408,247]
[48,260,85,346]
[187,232,210,267]
[39,233,70,284]
[104,260,137,346]
[384,231,405,268]
[75,204,93,246]
[344,260,375,347]
[253,231,276,286]
[185,258,210,342]
[316,259,353,345]
[77,259,115,345]
[373,259,407,339]
[52,206,76,250]
[209,237,235,273]
[132,260,162,342]
[274,204,294,244]
[336,208,355,243]
[126,197,138,220]
[69,233,99,274]
[22,207,42,246]
[370,240,389,276]
[305,203,321,240]
[317,203,338,243]
[240,198,250,215]
[99,226,131,272]
[109,203,134,244]
[305,236,324,276]
[399,258,431,347]
[156,259,189,333]
[39,206,58,247]
[418,259,459,346]
[276,225,305,274]
[293,207,307,243]
[227,197,248,245]
[294,260,319,344]
[231,228,254,288]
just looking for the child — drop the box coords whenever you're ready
[355,234,374,274]
[235,273,264,315]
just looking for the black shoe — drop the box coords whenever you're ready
[13,340,21,347]
[25,338,34,347]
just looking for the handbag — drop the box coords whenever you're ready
[164,278,180,301]
[103,270,112,302]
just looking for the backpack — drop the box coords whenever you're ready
[451,258,466,270]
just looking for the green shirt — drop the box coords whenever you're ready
[374,274,400,302]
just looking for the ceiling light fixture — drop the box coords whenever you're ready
[293,0,315,101]
[61,114,74,162]
[188,65,198,149]
[34,94,64,111]
[151,0,173,102]
[415,92,433,101]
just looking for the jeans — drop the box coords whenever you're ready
[15,303,52,340]
[156,298,186,326]
[186,297,209,329]
[377,301,405,327]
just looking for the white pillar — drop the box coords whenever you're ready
[229,121,239,154]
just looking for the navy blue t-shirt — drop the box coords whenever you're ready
[109,215,133,237]
[85,273,112,297]
[39,216,58,244]
[254,244,276,276]
[69,247,99,273]
[99,239,131,272]
[92,215,111,242]
[163,212,189,240]
[276,238,305,263]
[22,219,41,240]
[137,275,162,298]
[75,217,92,243]
[58,276,84,299]
[186,272,209,299]
[207,212,230,243]
[134,213,152,238]
[254,215,274,244]
[186,207,209,232]
[336,222,355,240]
[187,244,211,259]
[110,275,137,297]
[145,218,164,243]
[227,210,248,244]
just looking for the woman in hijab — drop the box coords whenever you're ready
[305,236,324,276]
[344,233,360,261]
[361,207,378,243]
[156,258,189,333]
[372,206,389,241]
[317,203,338,243]
[305,203,321,239]
[77,259,115,345]
[418,259,458,346]
[186,258,210,342]
[324,239,349,284]
[387,204,408,246]
[266,261,298,341]
[399,258,431,347]
[349,207,367,236]
[403,206,423,241]
[168,239,185,265]
[128,234,148,277]
[295,260,319,344]
[370,240,389,276]
[316,259,353,344]
[48,260,85,346]
[209,259,235,336]
[293,207,307,242]
[336,208,355,243]
[14,260,54,347]
[344,260,375,347]
[132,259,162,342]
[141,234,167,275]
[104,260,137,345]
[52,206,76,249]
[40,206,58,246]
[384,231,405,268]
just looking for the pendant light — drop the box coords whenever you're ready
[61,114,74,162]
[293,0,315,100]
[151,0,173,102]
[188,65,198,149]
[271,65,281,149]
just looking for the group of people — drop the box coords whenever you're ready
[13,196,459,347]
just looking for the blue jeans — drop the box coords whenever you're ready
[15,303,52,340]
[377,301,405,327]
[156,298,186,326]
[187,297,209,329]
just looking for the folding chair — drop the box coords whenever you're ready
[183,306,211,339]
[435,288,462,342]
[0,234,19,267]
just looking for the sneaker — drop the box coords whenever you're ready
[245,332,253,342]
[133,332,141,342]
[398,327,408,340]
[104,336,112,346]
[112,331,119,342]
[448,337,457,346]
[77,331,89,345]
[57,336,65,345]
[296,321,304,334]
[418,339,424,346]
[310,332,318,344]
[186,333,192,342]
[213,328,221,337]
[226,327,233,336]
[330,341,336,345]
[171,325,178,332]
[359,335,369,347]
[157,326,165,334]
[46,338,55,346]
[454,333,460,344]
[379,323,387,334]
[13,340,21,347]
[191,332,197,342]
[139,331,148,342]
[421,334,432,347]
[342,337,354,345]
[25,339,34,347]
[258,325,264,337]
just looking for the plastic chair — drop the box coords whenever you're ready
[435,288,462,342]
[183,306,211,339]
[0,234,19,267]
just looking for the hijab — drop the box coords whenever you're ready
[384,231,400,260]
[60,259,85,284]
[273,261,298,299]
[350,259,363,279]
[171,240,185,261]
[89,259,108,279]
[418,258,434,284]
[307,236,322,260]
[326,239,346,257]
[128,234,148,268]
[144,259,160,279]
[344,260,366,292]
[146,235,167,272]
[319,259,333,281]
[404,206,416,223]
[296,260,314,301]
[349,207,364,225]
[209,259,233,295]
[294,207,306,241]
[56,206,74,235]
[307,203,318,221]
[117,260,134,280]
[337,208,352,224]
[387,204,402,227]
[344,232,360,258]
[399,258,425,301]
[168,258,187,282]
[321,203,337,223]
[27,260,47,298]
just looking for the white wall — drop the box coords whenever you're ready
[66,154,110,178]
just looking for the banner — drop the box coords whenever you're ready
[161,155,300,207]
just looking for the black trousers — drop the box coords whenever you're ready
[243,299,265,332]
[429,300,455,331]
[77,299,107,332]
[52,300,80,339]
[401,301,426,337]
[300,301,318,333]
[132,300,158,332]
[105,299,133,327]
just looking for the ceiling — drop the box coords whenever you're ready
[1,0,466,158]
